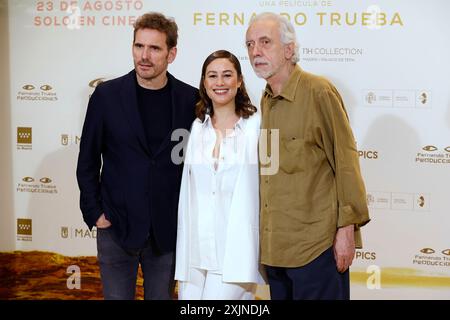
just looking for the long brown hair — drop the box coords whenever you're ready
[196,50,257,121]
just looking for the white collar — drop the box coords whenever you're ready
[201,114,245,132]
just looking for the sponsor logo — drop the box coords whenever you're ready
[420,248,435,254]
[22,84,35,90]
[17,84,58,101]
[416,145,450,165]
[17,176,58,194]
[89,78,105,88]
[60,226,97,239]
[365,92,376,104]
[61,226,69,239]
[422,145,438,152]
[367,191,430,211]
[40,84,53,91]
[88,77,110,98]
[17,218,32,241]
[413,248,450,268]
[301,47,363,63]
[61,134,81,146]
[418,91,427,104]
[362,90,431,108]
[17,127,32,150]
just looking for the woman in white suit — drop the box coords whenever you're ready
[175,50,265,300]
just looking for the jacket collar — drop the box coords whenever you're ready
[264,64,302,102]
[201,113,245,132]
[120,70,183,158]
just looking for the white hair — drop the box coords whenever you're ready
[248,12,300,64]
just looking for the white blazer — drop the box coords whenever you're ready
[175,112,265,284]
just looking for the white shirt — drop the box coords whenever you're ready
[190,115,245,272]
[175,112,265,284]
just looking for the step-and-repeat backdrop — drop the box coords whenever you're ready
[3,0,450,299]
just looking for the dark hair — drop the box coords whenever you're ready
[133,12,178,49]
[196,50,257,121]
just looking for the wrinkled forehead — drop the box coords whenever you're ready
[246,17,280,40]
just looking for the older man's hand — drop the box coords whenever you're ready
[333,224,355,273]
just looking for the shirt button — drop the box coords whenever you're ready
[212,191,215,195]
[265,179,268,183]
[264,204,268,208]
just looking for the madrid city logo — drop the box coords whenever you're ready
[61,134,81,146]
[17,218,32,241]
[61,226,97,239]
[17,127,32,150]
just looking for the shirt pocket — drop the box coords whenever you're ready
[279,136,305,174]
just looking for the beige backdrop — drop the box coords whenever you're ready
[1,0,450,300]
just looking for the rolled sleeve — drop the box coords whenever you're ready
[317,88,370,232]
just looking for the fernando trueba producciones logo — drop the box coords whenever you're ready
[17,127,32,150]
[17,218,32,241]
[17,176,58,194]
[416,145,450,164]
[17,84,58,101]
[413,248,450,267]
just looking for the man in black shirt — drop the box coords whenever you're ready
[136,79,172,155]
[76,12,197,299]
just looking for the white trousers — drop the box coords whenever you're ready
[178,268,256,300]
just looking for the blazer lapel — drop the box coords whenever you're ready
[120,70,151,156]
[154,72,184,157]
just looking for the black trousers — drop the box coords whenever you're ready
[264,246,350,300]
[96,227,175,300]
